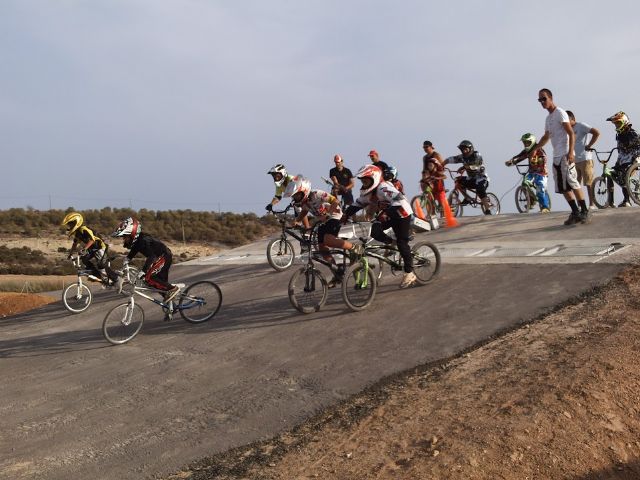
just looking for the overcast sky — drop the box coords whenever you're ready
[2,0,639,214]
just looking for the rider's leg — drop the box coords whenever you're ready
[390,217,413,273]
[474,176,492,214]
[145,254,174,291]
[81,251,102,278]
[532,174,550,210]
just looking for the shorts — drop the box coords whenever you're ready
[552,156,581,193]
[317,218,342,244]
[574,159,594,187]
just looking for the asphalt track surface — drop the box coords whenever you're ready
[1,209,638,479]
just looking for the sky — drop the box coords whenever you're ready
[2,0,640,214]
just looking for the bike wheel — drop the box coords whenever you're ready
[448,191,463,217]
[411,241,441,285]
[626,163,640,205]
[486,192,501,215]
[62,282,92,313]
[342,262,377,312]
[514,186,531,213]
[102,301,144,345]
[266,238,295,272]
[288,266,328,314]
[179,281,223,323]
[592,176,609,209]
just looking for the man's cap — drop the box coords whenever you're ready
[368,150,378,157]
[423,140,433,148]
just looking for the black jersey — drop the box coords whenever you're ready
[127,232,172,271]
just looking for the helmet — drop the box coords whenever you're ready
[267,164,288,187]
[333,154,343,163]
[283,175,312,204]
[385,165,398,181]
[356,164,383,195]
[111,217,141,248]
[520,133,536,152]
[607,111,629,132]
[61,212,84,237]
[458,140,474,152]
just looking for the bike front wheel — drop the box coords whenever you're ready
[267,238,295,272]
[342,262,377,312]
[514,186,531,213]
[288,266,328,314]
[411,241,441,285]
[626,163,640,206]
[62,282,92,313]
[592,176,610,209]
[179,281,223,323]
[486,192,501,215]
[102,301,144,345]
[448,191,463,217]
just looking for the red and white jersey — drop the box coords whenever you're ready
[354,181,413,218]
[302,189,343,220]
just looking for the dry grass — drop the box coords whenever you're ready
[0,275,76,293]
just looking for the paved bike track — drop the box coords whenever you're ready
[0,209,637,479]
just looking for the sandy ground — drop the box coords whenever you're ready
[0,292,56,317]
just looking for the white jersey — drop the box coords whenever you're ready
[354,181,413,219]
[302,189,343,220]
[545,107,571,161]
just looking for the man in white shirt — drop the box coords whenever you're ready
[567,110,600,210]
[532,89,591,225]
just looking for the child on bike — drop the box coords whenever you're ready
[505,133,551,212]
[111,217,180,301]
[605,111,640,207]
[61,212,120,288]
[266,164,295,212]
[443,140,493,215]
[284,176,363,287]
[342,164,417,289]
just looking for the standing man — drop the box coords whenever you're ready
[422,140,444,170]
[368,149,390,174]
[567,110,600,210]
[533,89,590,225]
[329,154,355,206]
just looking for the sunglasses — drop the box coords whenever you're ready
[538,97,548,103]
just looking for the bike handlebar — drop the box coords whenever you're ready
[590,148,618,165]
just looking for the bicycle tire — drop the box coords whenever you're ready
[179,281,223,323]
[62,283,92,314]
[341,262,377,312]
[514,186,531,213]
[102,301,144,345]
[486,192,501,215]
[592,176,610,209]
[411,241,441,285]
[448,191,463,217]
[626,163,640,206]
[288,266,328,314]
[267,238,295,272]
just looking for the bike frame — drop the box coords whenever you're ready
[445,168,482,206]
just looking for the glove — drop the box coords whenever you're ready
[265,203,273,212]
[505,159,513,166]
[137,270,146,280]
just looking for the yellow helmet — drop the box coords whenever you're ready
[61,212,84,236]
[606,111,629,133]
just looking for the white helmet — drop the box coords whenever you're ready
[268,164,288,187]
[111,217,141,248]
[283,175,312,203]
[356,164,383,195]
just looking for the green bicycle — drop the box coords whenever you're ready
[511,162,551,213]
[590,148,618,209]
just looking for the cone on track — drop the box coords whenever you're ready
[438,191,459,228]
[413,197,427,220]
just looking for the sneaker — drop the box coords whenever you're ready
[164,285,181,302]
[399,271,417,289]
[588,205,598,211]
[606,203,616,208]
[327,276,341,289]
[579,210,591,224]
[618,200,631,208]
[540,208,550,213]
[563,212,580,226]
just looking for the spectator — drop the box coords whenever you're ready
[422,140,445,170]
[329,154,355,205]
[567,110,600,209]
[368,149,390,174]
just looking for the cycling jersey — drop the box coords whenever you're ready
[73,226,107,251]
[513,147,548,176]
[126,232,173,291]
[616,125,640,166]
[274,175,295,200]
[301,189,343,220]
[349,181,412,219]
[445,151,485,177]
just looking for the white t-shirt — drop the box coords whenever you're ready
[573,121,593,162]
[545,107,571,161]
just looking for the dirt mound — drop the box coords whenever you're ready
[0,292,56,317]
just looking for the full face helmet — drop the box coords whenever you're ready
[607,111,630,133]
[111,217,141,248]
[61,212,84,237]
[520,133,536,152]
[267,164,288,187]
[356,164,383,195]
[385,165,398,181]
[283,175,312,205]
[458,140,474,156]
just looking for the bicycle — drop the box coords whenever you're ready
[102,264,222,345]
[410,182,443,220]
[62,254,138,314]
[321,176,352,210]
[266,205,313,272]
[590,148,619,209]
[445,168,500,217]
[510,162,551,213]
[622,154,640,206]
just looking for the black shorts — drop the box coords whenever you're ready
[318,219,342,244]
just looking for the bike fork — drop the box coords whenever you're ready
[304,266,317,292]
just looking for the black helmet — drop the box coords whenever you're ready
[457,140,474,152]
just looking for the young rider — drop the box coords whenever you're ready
[61,212,120,288]
[506,133,551,212]
[605,111,640,207]
[266,164,295,212]
[284,176,362,287]
[443,140,493,214]
[111,217,180,301]
[342,164,417,289]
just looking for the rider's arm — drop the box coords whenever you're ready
[443,154,462,166]
[586,127,600,150]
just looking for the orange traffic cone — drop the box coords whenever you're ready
[438,191,459,228]
[413,197,427,220]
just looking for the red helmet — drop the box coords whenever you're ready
[356,164,383,194]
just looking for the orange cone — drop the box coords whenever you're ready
[438,191,459,228]
[413,197,427,220]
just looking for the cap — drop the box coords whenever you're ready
[334,154,343,163]
[423,140,433,148]
[368,150,378,157]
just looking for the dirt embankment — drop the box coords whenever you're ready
[166,266,640,480]
[0,292,56,317]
